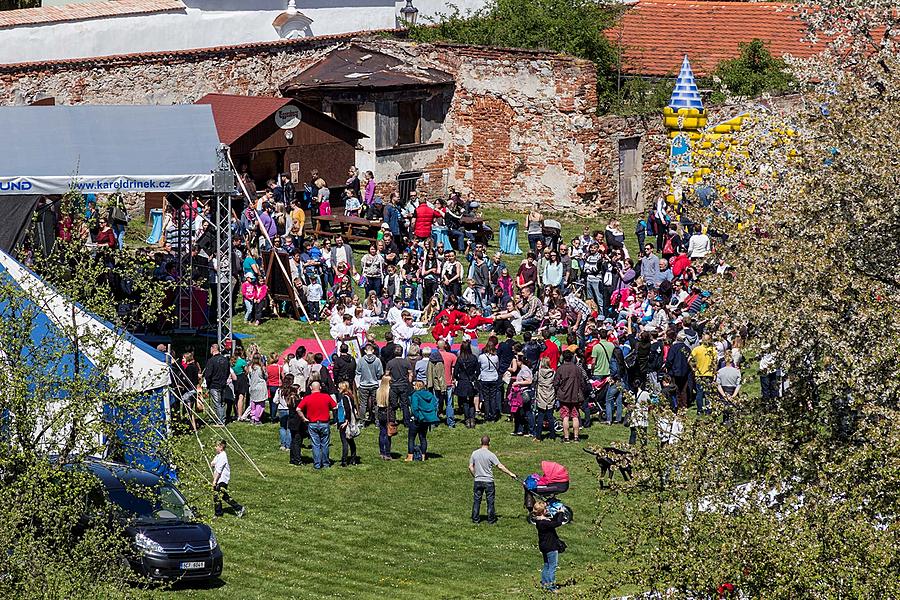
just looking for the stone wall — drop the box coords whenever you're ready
[0,35,611,214]
[388,43,603,213]
[594,114,669,214]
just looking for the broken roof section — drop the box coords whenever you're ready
[280,44,454,94]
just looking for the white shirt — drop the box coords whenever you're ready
[687,233,711,259]
[462,286,477,306]
[387,306,405,328]
[334,245,349,268]
[212,451,231,484]
[288,357,309,391]
[657,417,683,444]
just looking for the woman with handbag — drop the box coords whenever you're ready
[508,352,535,436]
[247,354,268,425]
[453,340,481,429]
[337,381,360,466]
[532,501,567,592]
[375,375,394,460]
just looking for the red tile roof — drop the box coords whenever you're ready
[0,0,185,29]
[194,93,292,145]
[608,0,821,77]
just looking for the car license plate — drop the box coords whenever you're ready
[180,561,205,570]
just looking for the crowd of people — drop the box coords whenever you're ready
[158,171,761,595]
[167,170,758,470]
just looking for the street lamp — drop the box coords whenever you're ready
[399,0,418,28]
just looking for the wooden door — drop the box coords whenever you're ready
[618,136,643,213]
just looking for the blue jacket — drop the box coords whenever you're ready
[410,390,439,424]
[665,342,692,378]
[385,205,401,236]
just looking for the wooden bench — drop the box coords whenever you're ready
[312,214,382,245]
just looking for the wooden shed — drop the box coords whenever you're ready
[196,93,366,192]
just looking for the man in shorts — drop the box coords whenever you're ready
[554,350,586,443]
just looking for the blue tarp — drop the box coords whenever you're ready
[0,248,173,477]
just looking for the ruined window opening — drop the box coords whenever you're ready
[397,101,421,146]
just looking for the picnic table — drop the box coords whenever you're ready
[461,215,493,245]
[312,214,382,244]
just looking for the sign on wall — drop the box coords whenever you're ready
[275,105,302,129]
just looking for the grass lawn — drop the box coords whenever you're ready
[170,418,630,600]
[149,207,658,599]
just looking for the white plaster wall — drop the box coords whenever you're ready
[355,102,377,175]
[0,6,393,64]
[2,1,489,64]
[413,0,486,20]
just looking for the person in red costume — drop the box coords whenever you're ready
[431,313,459,343]
[460,305,493,353]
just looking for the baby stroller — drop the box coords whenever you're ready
[520,461,573,525]
[585,379,609,422]
[542,219,562,251]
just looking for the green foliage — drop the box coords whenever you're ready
[32,190,170,329]
[707,39,795,104]
[0,0,40,10]
[410,0,624,113]
[592,49,900,598]
[0,189,177,597]
[608,77,674,116]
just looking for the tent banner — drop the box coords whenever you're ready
[0,174,213,196]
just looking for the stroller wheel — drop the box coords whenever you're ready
[558,505,573,525]
[526,514,536,525]
[553,420,563,434]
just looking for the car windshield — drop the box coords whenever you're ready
[108,482,194,522]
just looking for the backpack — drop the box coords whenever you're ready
[426,360,446,392]
[600,342,619,379]
[662,235,674,255]
[623,343,637,368]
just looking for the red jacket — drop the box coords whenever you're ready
[540,342,560,369]
[432,322,459,341]
[436,309,467,328]
[461,314,493,339]
[413,204,441,239]
[671,253,692,277]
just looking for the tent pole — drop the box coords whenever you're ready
[214,145,234,350]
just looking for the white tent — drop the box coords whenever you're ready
[0,104,220,196]
[0,248,172,474]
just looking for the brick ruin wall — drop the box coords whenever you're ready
[0,36,676,215]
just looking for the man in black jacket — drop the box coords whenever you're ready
[202,344,231,425]
[381,331,400,370]
[332,344,357,388]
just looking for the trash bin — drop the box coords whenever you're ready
[499,219,522,254]
[145,208,163,245]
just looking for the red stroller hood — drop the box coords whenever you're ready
[537,461,569,485]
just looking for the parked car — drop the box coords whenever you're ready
[85,459,223,582]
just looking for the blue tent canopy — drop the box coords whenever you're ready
[0,247,173,476]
